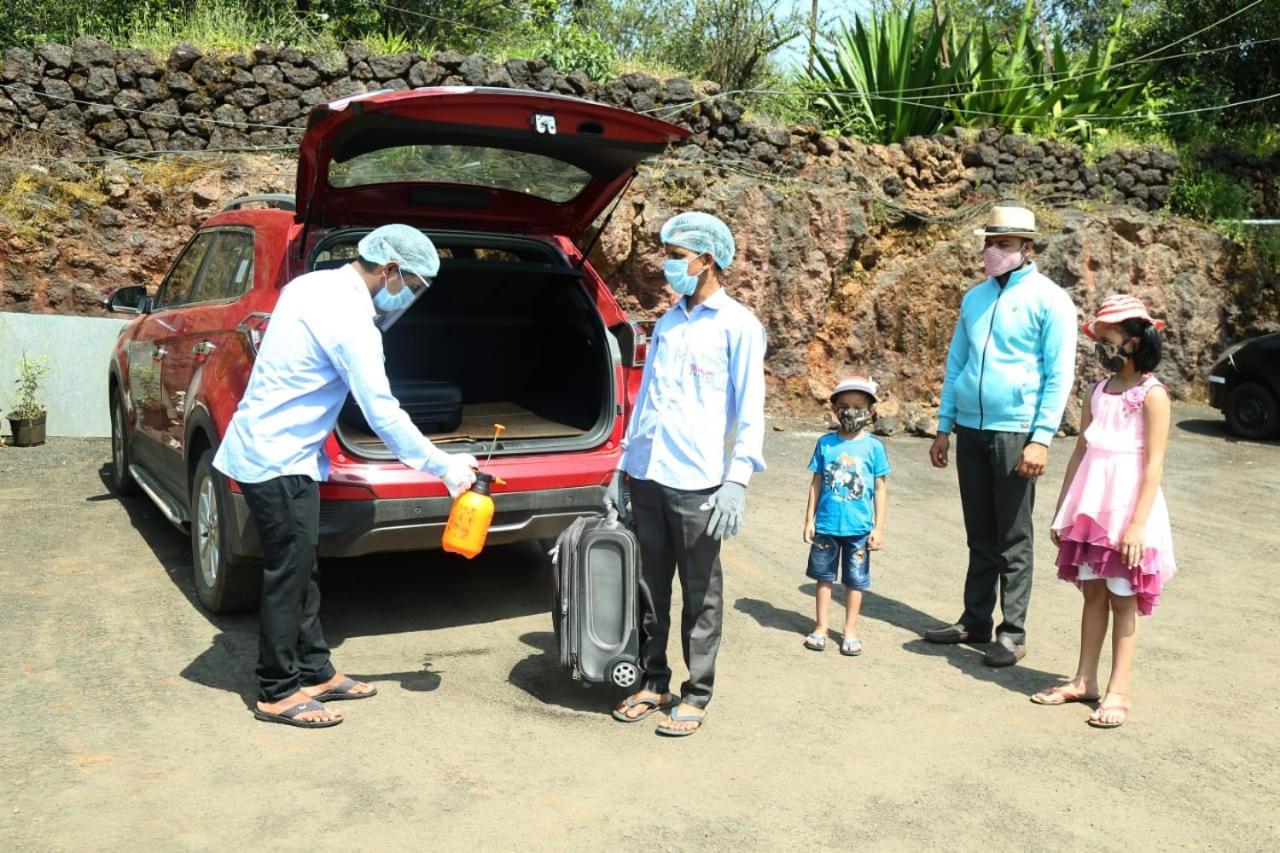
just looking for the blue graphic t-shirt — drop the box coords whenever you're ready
[807,432,891,537]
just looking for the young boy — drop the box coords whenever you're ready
[803,376,890,656]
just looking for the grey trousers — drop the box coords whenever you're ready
[955,427,1036,644]
[630,478,724,709]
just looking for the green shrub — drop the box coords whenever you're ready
[1168,168,1254,221]
[803,0,1161,144]
[807,4,959,142]
[536,24,617,80]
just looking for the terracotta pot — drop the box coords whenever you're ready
[8,412,47,447]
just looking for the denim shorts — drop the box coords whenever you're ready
[806,533,871,590]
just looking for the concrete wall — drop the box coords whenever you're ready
[1,312,127,438]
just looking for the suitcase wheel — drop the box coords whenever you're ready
[608,659,640,689]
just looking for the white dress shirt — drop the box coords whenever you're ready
[620,288,767,491]
[214,264,448,484]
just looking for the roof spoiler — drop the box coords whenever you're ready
[222,193,297,212]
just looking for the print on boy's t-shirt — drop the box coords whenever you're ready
[808,432,891,537]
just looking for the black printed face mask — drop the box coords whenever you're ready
[1095,339,1132,371]
[838,407,875,433]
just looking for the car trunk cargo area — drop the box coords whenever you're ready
[317,231,615,459]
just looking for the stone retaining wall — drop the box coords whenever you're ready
[1,38,1277,216]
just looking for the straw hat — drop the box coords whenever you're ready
[1083,294,1167,340]
[974,205,1038,240]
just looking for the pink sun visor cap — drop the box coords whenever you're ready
[830,376,879,404]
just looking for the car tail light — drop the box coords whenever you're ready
[632,322,650,366]
[236,312,271,355]
[611,320,650,367]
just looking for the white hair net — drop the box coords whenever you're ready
[660,212,736,270]
[357,224,440,280]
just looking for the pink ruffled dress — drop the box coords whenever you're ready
[1052,375,1176,615]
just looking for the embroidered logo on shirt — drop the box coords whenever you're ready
[689,363,719,381]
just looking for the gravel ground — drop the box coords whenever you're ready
[2,403,1278,851]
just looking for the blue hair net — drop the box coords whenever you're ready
[357,224,440,280]
[660,212,735,270]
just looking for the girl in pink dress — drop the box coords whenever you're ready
[1031,295,1176,729]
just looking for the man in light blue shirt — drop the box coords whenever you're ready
[606,212,766,736]
[925,206,1078,667]
[214,225,477,728]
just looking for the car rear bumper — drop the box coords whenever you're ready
[225,485,605,558]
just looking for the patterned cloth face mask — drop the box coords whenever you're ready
[1095,339,1135,371]
[838,407,875,432]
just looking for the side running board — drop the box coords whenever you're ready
[129,464,189,528]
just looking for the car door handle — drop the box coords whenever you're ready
[153,347,167,361]
[192,341,216,356]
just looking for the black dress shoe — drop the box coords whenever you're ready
[923,623,992,644]
[983,635,1027,667]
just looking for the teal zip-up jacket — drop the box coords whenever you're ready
[937,262,1078,445]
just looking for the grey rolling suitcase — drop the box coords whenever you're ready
[550,512,641,689]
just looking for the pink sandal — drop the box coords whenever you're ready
[1087,697,1130,729]
[1030,684,1101,706]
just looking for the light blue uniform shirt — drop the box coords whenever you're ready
[937,262,1078,446]
[214,264,446,484]
[620,288,767,491]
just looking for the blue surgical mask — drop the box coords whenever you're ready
[663,258,700,296]
[374,284,415,313]
[374,270,418,312]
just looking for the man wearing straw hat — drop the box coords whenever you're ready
[924,205,1078,667]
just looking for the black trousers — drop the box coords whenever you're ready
[630,478,724,709]
[955,427,1036,644]
[240,475,335,702]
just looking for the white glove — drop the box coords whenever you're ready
[434,452,478,499]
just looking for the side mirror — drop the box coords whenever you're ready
[105,285,150,315]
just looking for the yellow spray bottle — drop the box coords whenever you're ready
[442,424,505,560]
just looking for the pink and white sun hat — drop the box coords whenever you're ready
[1083,294,1167,340]
[830,376,879,403]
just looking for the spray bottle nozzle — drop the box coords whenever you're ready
[482,423,506,470]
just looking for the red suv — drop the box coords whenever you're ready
[105,87,685,613]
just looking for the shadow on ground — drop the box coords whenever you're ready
[1176,417,1277,445]
[735,585,1069,697]
[99,464,554,706]
[507,631,624,717]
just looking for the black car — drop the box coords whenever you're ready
[1208,333,1280,439]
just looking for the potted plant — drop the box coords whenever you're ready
[7,354,50,447]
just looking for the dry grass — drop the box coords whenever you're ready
[134,156,226,192]
[0,165,108,240]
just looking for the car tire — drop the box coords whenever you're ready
[1225,381,1280,440]
[109,390,141,496]
[191,450,262,613]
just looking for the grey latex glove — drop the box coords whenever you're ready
[705,481,747,541]
[603,470,629,522]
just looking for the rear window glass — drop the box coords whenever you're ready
[327,145,592,203]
